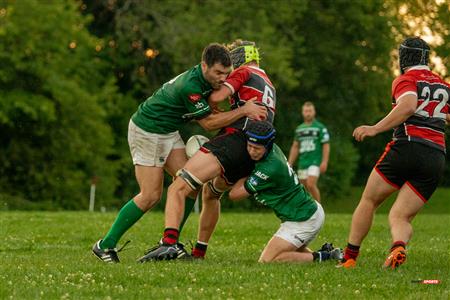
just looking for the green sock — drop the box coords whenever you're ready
[100,199,144,249]
[179,196,197,234]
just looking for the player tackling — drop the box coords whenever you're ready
[92,43,266,263]
[138,40,277,262]
[228,121,341,263]
[339,37,449,269]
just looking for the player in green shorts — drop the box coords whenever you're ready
[92,43,267,263]
[288,101,330,202]
[228,121,341,263]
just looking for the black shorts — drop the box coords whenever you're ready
[375,141,445,202]
[201,129,254,184]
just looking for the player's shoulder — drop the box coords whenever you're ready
[392,72,417,86]
[181,65,208,94]
[313,120,327,128]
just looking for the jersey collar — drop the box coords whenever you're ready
[405,65,430,72]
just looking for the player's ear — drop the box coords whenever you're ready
[201,61,208,73]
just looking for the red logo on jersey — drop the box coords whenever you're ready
[188,94,202,103]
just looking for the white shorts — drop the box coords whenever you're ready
[297,165,320,180]
[274,202,325,248]
[127,120,185,167]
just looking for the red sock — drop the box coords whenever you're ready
[162,228,179,245]
[192,241,208,258]
[390,240,406,252]
[343,243,360,261]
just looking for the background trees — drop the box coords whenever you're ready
[1,0,448,209]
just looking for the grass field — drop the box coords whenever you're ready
[1,209,449,299]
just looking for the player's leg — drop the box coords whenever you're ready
[163,137,198,233]
[382,183,424,269]
[96,121,168,251]
[192,177,230,258]
[259,236,314,263]
[260,204,330,263]
[305,171,320,202]
[100,166,164,249]
[163,150,222,240]
[340,169,397,267]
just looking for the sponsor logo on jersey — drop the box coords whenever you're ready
[188,94,202,103]
[249,176,258,187]
[255,171,268,180]
[195,102,205,109]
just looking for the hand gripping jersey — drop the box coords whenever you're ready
[223,65,276,130]
[244,144,318,222]
[294,120,330,169]
[391,66,450,152]
[132,64,212,134]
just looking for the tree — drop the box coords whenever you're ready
[0,1,119,208]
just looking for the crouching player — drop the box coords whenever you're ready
[229,121,342,263]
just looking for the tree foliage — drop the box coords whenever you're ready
[0,1,119,208]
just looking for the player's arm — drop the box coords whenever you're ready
[288,140,299,167]
[446,114,450,124]
[197,101,266,131]
[320,143,330,173]
[209,85,233,104]
[228,178,250,201]
[353,94,417,141]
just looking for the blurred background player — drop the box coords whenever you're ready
[229,121,342,263]
[339,37,449,269]
[138,40,276,262]
[288,102,330,202]
[92,43,266,263]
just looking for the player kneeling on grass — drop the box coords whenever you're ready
[228,121,342,263]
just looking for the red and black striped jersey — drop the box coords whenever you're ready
[391,66,450,152]
[223,65,276,130]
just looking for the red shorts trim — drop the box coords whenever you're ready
[375,141,395,166]
[199,146,210,153]
[374,167,400,189]
[405,181,428,203]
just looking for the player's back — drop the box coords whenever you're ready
[224,65,276,129]
[391,67,450,152]
[251,144,317,222]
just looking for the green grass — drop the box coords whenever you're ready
[1,211,449,299]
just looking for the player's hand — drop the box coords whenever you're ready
[353,125,378,142]
[243,98,268,121]
[320,161,328,174]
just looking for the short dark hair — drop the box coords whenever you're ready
[202,43,231,68]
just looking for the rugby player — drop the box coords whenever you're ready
[288,102,330,202]
[339,37,449,269]
[228,121,341,263]
[138,40,277,262]
[92,43,267,263]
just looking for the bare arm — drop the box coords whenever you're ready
[288,141,299,167]
[446,114,450,125]
[353,94,417,141]
[320,143,330,173]
[209,85,232,103]
[197,106,248,131]
[228,178,250,201]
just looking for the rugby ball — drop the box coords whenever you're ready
[185,135,209,158]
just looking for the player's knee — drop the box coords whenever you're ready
[204,180,224,201]
[305,180,316,191]
[136,190,161,211]
[258,255,271,263]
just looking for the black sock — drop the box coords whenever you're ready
[313,251,331,262]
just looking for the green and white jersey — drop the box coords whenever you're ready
[294,120,329,169]
[131,64,212,134]
[244,144,318,222]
